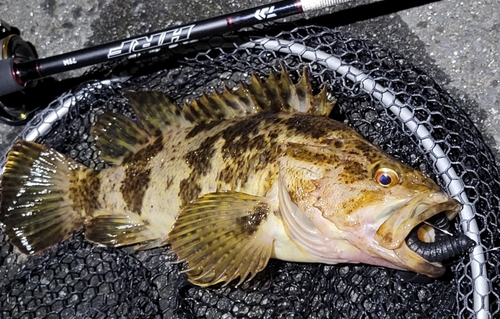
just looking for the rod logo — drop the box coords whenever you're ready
[108,24,195,59]
[254,6,277,20]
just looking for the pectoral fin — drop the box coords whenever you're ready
[168,192,274,287]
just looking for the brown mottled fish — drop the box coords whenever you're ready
[0,67,473,286]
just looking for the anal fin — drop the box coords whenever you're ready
[168,192,274,287]
[85,211,167,249]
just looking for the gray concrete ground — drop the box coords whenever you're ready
[0,0,499,164]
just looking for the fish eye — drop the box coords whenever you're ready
[374,168,400,187]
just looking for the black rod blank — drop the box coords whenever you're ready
[0,0,357,97]
[2,0,302,97]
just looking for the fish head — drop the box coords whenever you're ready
[321,160,462,277]
[281,133,462,277]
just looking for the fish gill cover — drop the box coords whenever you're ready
[0,24,499,318]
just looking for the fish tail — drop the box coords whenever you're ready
[0,140,87,254]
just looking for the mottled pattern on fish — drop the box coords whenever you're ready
[0,67,467,287]
[73,111,381,230]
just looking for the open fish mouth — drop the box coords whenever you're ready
[395,200,476,277]
[376,194,475,277]
[405,212,475,263]
[376,195,462,250]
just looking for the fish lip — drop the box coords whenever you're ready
[375,193,462,250]
[393,241,446,278]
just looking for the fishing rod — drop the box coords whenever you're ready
[0,0,356,124]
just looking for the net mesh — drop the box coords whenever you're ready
[1,23,498,319]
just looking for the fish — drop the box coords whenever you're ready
[0,67,474,287]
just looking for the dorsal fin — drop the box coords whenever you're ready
[124,91,191,134]
[122,66,335,132]
[93,67,334,164]
[92,112,152,165]
[181,67,335,121]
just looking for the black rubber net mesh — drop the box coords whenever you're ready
[0,24,499,318]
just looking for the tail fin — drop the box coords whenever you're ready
[0,140,87,254]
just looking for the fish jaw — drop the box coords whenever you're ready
[374,191,461,250]
[371,192,462,276]
[274,172,413,268]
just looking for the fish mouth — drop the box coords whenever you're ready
[375,193,475,277]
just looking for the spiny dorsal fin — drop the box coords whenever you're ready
[182,90,249,123]
[312,84,330,116]
[181,67,335,121]
[94,68,334,165]
[276,67,333,116]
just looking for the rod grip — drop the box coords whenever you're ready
[0,59,24,96]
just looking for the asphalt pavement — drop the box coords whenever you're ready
[0,0,499,164]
